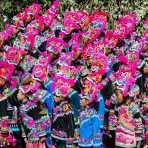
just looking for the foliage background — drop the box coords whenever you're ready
[0,0,147,34]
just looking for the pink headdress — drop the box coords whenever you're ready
[126,50,139,62]
[20,55,36,72]
[54,75,75,97]
[16,13,22,20]
[26,20,39,34]
[6,25,16,38]
[26,33,35,49]
[90,69,106,78]
[83,28,100,42]
[64,10,89,33]
[105,31,119,48]
[116,12,137,26]
[28,3,41,17]
[57,53,73,66]
[113,26,127,39]
[123,76,136,96]
[46,0,59,20]
[76,11,90,28]
[53,0,60,6]
[0,61,14,81]
[64,11,80,34]
[83,42,93,60]
[13,14,24,27]
[60,65,78,79]
[19,84,32,94]
[36,16,44,30]
[91,53,109,75]
[39,51,52,66]
[118,55,128,64]
[46,37,67,54]
[90,10,107,32]
[32,64,48,82]
[22,8,29,20]
[43,15,53,27]
[126,51,139,75]
[83,42,103,61]
[20,80,41,94]
[70,32,83,53]
[143,17,148,29]
[4,47,26,65]
[3,31,9,41]
[115,12,137,36]
[115,64,137,96]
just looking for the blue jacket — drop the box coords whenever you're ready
[43,78,54,116]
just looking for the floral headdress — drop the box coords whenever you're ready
[53,75,75,98]
[32,64,49,82]
[20,55,36,72]
[28,3,41,17]
[46,37,67,54]
[115,12,137,38]
[105,30,119,48]
[76,11,90,28]
[4,47,26,65]
[64,11,80,34]
[38,51,52,66]
[0,61,14,81]
[90,10,107,32]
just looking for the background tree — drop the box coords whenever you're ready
[0,0,147,34]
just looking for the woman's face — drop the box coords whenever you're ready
[17,90,26,101]
[125,98,132,106]
[83,79,90,92]
[143,103,148,111]
[115,89,124,103]
[87,57,93,66]
[144,65,148,74]
[0,77,5,86]
[105,48,111,55]
[20,35,25,42]
[145,81,148,90]
[26,16,31,23]
[0,37,3,47]
[80,98,88,107]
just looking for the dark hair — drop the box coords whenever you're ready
[54,29,61,37]
[125,95,134,102]
[8,89,20,107]
[38,41,47,52]
[116,38,125,48]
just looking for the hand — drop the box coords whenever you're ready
[24,137,28,143]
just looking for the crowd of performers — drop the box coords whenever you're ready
[0,0,147,148]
